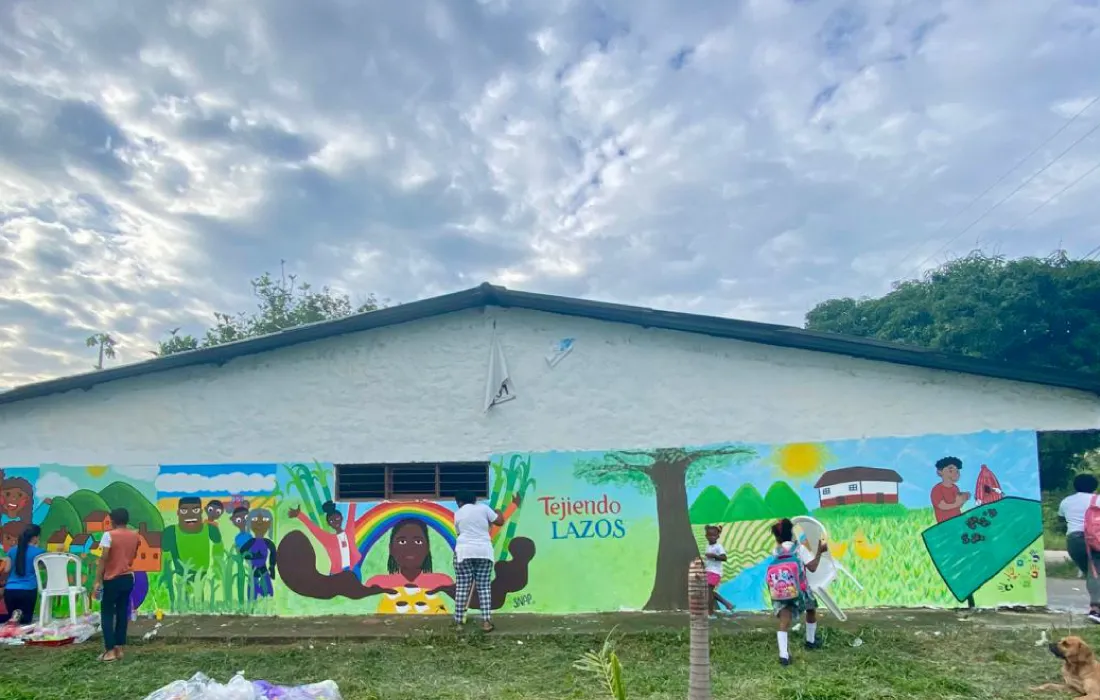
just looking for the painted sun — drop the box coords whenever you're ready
[86,465,109,478]
[769,443,832,480]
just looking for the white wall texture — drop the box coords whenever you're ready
[0,306,1097,466]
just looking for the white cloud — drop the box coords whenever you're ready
[155,471,275,494]
[0,0,1098,388]
[35,471,79,499]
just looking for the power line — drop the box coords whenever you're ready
[892,95,1100,275]
[1083,243,1100,261]
[1006,159,1100,228]
[906,115,1100,278]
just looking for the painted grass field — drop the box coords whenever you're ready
[698,504,1046,611]
[2,623,1088,700]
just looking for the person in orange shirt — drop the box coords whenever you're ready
[931,456,971,523]
[94,508,140,662]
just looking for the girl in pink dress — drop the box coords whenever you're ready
[289,501,361,575]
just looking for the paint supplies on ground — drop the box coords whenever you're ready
[0,614,99,646]
[142,673,343,700]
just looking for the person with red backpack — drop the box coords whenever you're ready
[1058,473,1100,624]
[766,518,828,666]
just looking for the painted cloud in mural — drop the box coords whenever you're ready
[156,468,276,495]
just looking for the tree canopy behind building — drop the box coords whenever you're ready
[804,250,1100,488]
[156,268,380,356]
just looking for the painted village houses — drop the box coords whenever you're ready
[0,284,1097,617]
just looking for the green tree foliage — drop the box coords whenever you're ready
[688,485,731,524]
[805,251,1100,488]
[722,484,770,522]
[85,332,117,370]
[155,267,381,356]
[764,481,810,519]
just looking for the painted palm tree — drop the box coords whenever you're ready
[687,557,711,700]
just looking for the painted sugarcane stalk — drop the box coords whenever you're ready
[287,463,323,522]
[311,460,334,503]
[687,557,711,700]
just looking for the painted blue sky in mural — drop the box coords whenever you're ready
[501,430,1039,516]
[691,430,1039,510]
[157,463,277,498]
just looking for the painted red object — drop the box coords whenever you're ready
[975,464,1004,506]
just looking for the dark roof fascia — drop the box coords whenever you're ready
[2,282,1099,406]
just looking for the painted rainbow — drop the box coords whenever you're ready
[353,500,458,555]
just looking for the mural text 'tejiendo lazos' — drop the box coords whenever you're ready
[0,430,1045,618]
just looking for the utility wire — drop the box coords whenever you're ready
[892,95,1100,276]
[1005,159,1100,229]
[1083,243,1100,260]
[906,115,1100,278]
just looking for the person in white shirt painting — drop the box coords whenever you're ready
[452,490,504,632]
[1058,473,1100,624]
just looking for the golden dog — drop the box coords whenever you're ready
[1033,636,1100,700]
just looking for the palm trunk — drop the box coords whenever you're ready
[687,557,711,700]
[645,461,696,610]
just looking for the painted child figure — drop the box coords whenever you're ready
[767,518,827,666]
[703,525,735,617]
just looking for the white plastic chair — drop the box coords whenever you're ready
[792,516,864,622]
[34,553,89,625]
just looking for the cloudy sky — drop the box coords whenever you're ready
[1,0,1098,389]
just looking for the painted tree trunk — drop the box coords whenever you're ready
[687,557,711,700]
[644,461,696,610]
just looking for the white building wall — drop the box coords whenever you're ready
[0,306,1097,466]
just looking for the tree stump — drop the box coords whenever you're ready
[687,557,711,700]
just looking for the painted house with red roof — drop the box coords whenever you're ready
[814,467,903,508]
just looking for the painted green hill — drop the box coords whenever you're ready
[689,485,730,524]
[66,489,111,522]
[722,484,771,522]
[100,481,163,531]
[38,496,81,543]
[764,481,809,519]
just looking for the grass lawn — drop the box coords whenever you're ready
[2,625,1093,700]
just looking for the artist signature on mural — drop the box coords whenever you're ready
[512,593,535,609]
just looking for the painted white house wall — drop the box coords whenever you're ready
[819,480,899,496]
[0,306,1098,466]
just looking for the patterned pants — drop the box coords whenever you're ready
[454,558,494,624]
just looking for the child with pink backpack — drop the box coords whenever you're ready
[766,518,828,666]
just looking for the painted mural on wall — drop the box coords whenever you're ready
[274,457,536,617]
[0,430,1046,618]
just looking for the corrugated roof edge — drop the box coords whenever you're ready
[2,281,1099,406]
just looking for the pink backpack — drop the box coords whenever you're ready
[1085,496,1100,566]
[765,548,807,602]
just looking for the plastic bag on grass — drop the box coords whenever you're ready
[142,673,342,700]
[142,673,256,700]
[252,679,341,699]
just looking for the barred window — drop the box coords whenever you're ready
[335,462,489,500]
